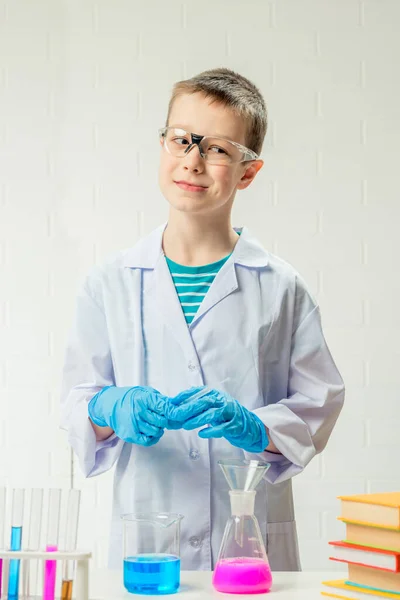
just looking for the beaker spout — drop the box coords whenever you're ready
[121,512,183,529]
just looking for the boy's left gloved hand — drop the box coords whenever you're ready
[169,389,269,453]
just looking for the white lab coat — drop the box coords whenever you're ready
[60,225,344,571]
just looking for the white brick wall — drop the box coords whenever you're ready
[1,0,399,570]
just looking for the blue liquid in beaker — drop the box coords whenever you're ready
[123,554,180,595]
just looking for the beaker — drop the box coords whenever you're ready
[121,512,183,595]
[213,459,273,594]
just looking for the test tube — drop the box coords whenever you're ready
[43,489,61,600]
[22,489,43,598]
[8,488,25,600]
[60,489,81,600]
[0,487,6,597]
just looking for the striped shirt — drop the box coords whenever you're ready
[165,254,231,324]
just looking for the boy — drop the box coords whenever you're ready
[60,68,344,571]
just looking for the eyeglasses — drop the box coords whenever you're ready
[159,126,259,166]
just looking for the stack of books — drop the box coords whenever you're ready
[321,492,400,599]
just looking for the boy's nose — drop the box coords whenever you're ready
[182,144,205,172]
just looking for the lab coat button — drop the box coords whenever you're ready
[188,361,197,372]
[189,449,200,460]
[189,536,202,548]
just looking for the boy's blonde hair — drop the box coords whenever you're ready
[167,67,268,156]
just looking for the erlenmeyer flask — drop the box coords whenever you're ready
[213,459,272,594]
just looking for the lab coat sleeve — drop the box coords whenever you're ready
[251,278,345,484]
[60,270,124,478]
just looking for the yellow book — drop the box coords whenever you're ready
[339,493,400,529]
[322,579,400,599]
[348,563,400,593]
[343,522,400,552]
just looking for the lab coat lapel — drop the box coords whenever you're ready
[145,255,197,356]
[191,260,238,325]
[190,227,270,325]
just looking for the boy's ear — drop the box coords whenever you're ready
[236,160,264,190]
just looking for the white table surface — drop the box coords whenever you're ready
[89,569,346,599]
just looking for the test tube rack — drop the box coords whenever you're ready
[0,549,92,600]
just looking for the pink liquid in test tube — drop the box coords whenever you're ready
[213,557,273,594]
[43,490,61,600]
[44,545,58,600]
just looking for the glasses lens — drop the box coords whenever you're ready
[202,137,241,165]
[164,128,192,157]
[161,128,249,164]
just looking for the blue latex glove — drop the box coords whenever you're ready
[167,386,227,423]
[88,385,179,446]
[170,388,269,453]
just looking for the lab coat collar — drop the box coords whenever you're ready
[232,227,270,268]
[122,223,269,269]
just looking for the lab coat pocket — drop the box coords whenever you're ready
[266,521,301,572]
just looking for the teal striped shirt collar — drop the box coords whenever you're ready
[165,253,232,273]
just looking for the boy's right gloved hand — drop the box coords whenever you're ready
[88,385,175,446]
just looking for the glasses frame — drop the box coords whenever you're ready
[158,126,259,164]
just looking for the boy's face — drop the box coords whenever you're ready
[158,92,263,217]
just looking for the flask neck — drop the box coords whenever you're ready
[229,490,256,516]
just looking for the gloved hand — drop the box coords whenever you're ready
[170,388,269,453]
[88,385,179,446]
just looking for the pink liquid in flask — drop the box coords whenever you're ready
[213,557,272,594]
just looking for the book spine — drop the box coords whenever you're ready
[329,557,398,573]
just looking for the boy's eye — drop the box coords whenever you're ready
[209,145,228,155]
[172,137,190,146]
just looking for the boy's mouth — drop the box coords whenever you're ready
[174,180,208,193]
